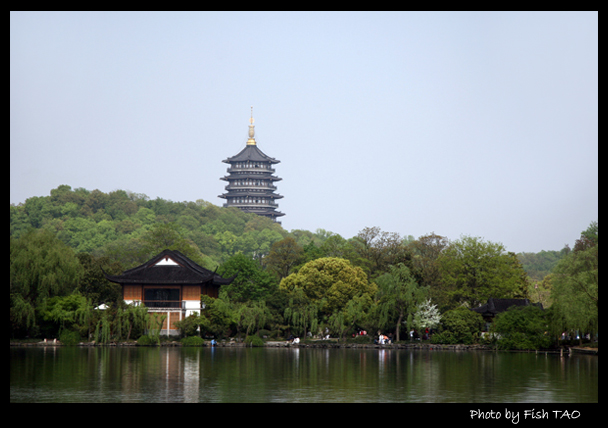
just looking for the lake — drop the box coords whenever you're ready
[10,346,597,403]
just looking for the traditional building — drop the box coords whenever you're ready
[471,297,544,331]
[105,249,235,335]
[219,109,284,223]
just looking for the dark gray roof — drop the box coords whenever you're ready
[222,144,280,164]
[105,249,235,286]
[221,174,282,182]
[471,298,543,316]
[219,190,283,198]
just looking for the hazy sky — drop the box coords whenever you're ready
[10,11,598,253]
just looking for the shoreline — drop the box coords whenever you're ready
[10,340,596,354]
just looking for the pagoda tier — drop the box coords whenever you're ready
[219,111,284,222]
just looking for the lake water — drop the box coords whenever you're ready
[10,346,597,403]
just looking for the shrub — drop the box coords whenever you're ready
[137,335,154,346]
[491,306,553,350]
[244,335,265,347]
[430,331,458,345]
[432,307,483,344]
[181,336,205,347]
[59,329,81,346]
[174,314,205,338]
[345,334,374,344]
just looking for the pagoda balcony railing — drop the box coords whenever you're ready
[223,201,279,208]
[225,184,277,191]
[226,166,275,173]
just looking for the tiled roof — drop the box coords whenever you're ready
[104,249,235,286]
[222,144,280,164]
[471,298,543,316]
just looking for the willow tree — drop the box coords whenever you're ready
[550,222,598,342]
[10,229,83,337]
[374,263,428,341]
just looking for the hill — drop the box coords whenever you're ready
[10,185,327,270]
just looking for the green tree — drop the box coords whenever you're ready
[235,300,272,338]
[218,253,277,302]
[437,236,529,311]
[353,227,414,278]
[329,294,374,339]
[10,229,84,337]
[76,253,123,307]
[490,305,552,350]
[374,263,428,341]
[283,287,321,338]
[173,312,208,338]
[38,294,91,338]
[431,307,484,345]
[409,233,448,304]
[117,302,149,341]
[200,295,236,338]
[280,257,376,315]
[549,222,598,342]
[264,237,304,279]
[139,223,210,268]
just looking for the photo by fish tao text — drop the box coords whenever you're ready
[469,408,581,424]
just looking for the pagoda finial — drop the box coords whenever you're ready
[247,106,256,145]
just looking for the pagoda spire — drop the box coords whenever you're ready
[247,106,256,145]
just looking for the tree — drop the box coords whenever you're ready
[549,222,598,341]
[353,227,416,278]
[437,236,529,311]
[283,288,320,338]
[413,299,442,332]
[431,307,484,345]
[374,263,428,341]
[10,229,84,337]
[38,293,91,338]
[140,223,211,268]
[200,295,236,338]
[218,253,278,302]
[409,233,448,306]
[490,305,552,350]
[76,253,123,307]
[329,294,374,339]
[264,237,304,279]
[236,300,272,338]
[117,302,149,341]
[279,257,377,315]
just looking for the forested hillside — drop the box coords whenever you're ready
[10,185,597,348]
[10,185,293,270]
[10,184,567,273]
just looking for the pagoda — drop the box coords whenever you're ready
[219,109,285,223]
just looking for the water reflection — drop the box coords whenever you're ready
[10,347,597,403]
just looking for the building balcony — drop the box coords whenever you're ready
[143,300,184,309]
[223,201,280,208]
[225,184,277,191]
[227,166,275,174]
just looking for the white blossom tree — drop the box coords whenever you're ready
[413,299,442,332]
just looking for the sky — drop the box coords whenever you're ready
[10,11,598,254]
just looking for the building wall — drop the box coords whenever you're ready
[122,284,217,334]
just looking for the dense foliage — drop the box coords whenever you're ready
[9,186,597,349]
[430,307,484,345]
[490,306,553,350]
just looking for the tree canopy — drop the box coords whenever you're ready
[9,185,597,347]
[437,236,529,311]
[280,257,377,315]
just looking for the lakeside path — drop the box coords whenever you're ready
[10,340,597,354]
